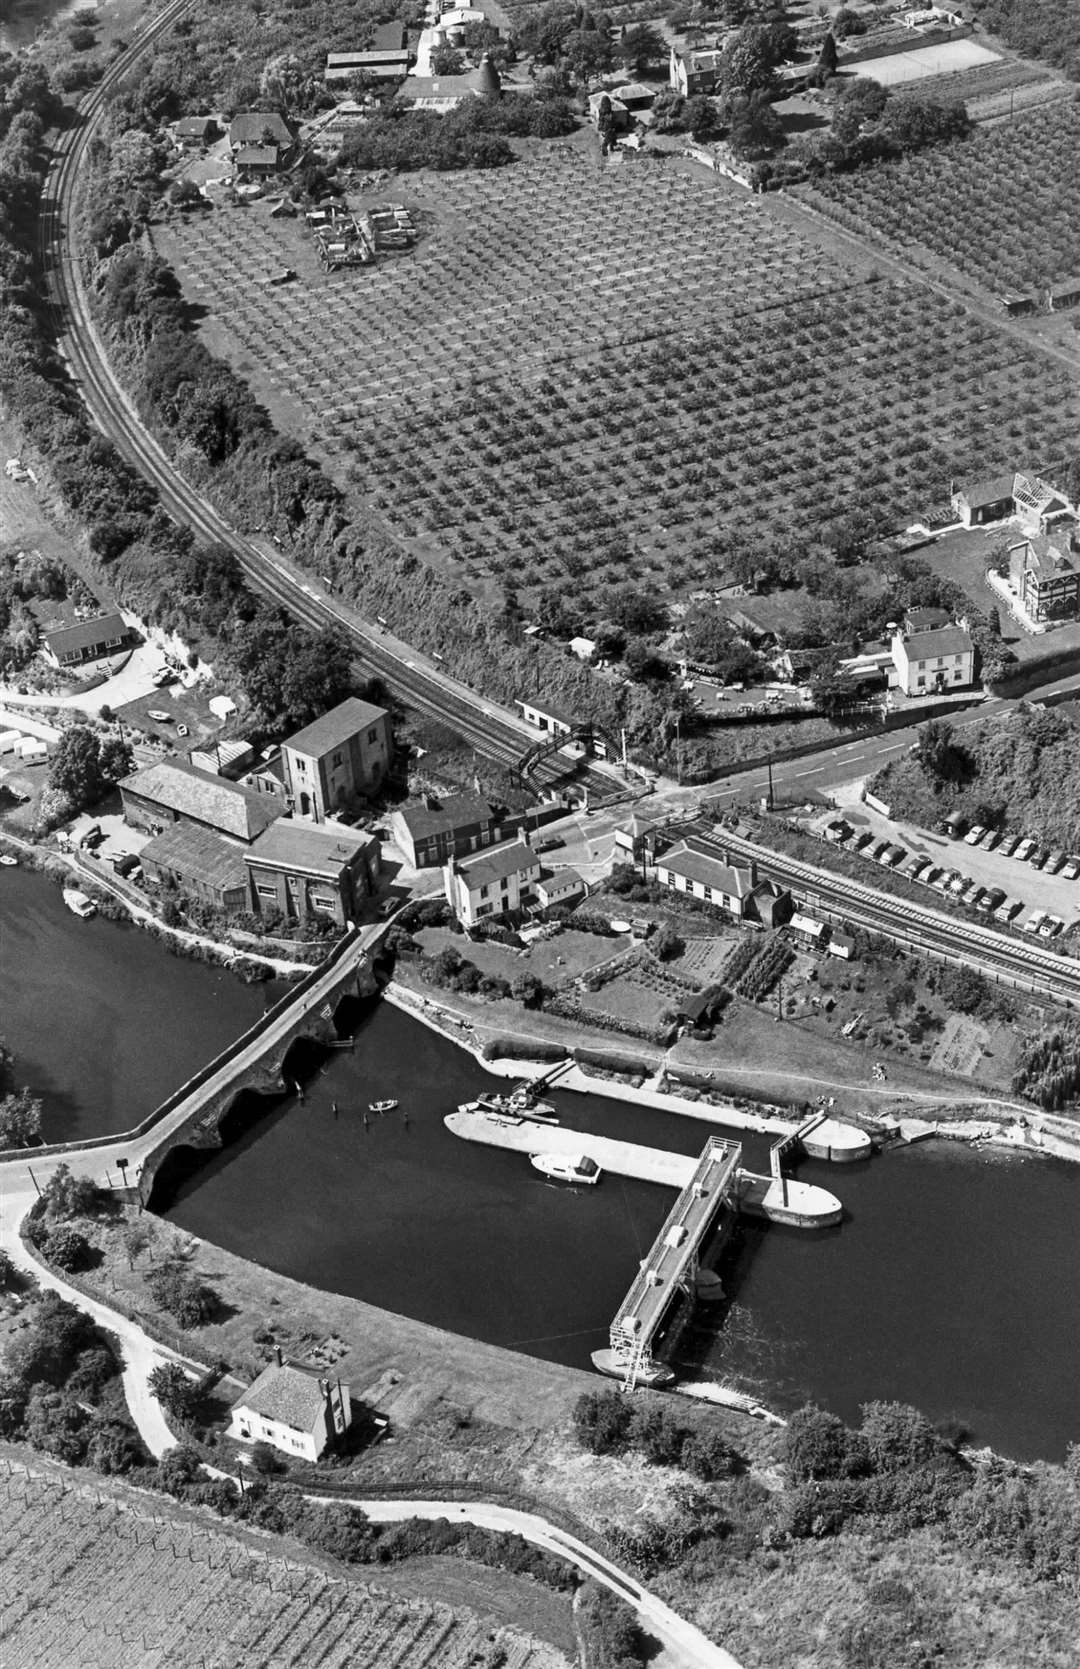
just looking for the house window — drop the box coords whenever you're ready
[479,884,489,898]
[311,894,336,912]
[367,728,377,743]
[296,757,307,772]
[256,883,277,899]
[332,750,343,767]
[500,876,509,890]
[476,902,492,917]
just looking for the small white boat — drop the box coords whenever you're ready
[0,853,17,866]
[369,1099,398,1113]
[458,1098,523,1125]
[531,1152,601,1185]
[591,1348,675,1387]
[63,888,96,919]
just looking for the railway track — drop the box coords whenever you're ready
[714,827,1080,1005]
[39,0,618,797]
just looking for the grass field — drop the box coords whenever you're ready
[156,145,1080,618]
[800,102,1080,302]
[0,1449,568,1669]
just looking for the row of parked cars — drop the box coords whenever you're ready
[954,821,1080,879]
[828,821,1067,938]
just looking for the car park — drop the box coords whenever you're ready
[964,825,985,846]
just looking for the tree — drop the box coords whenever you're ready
[430,44,466,75]
[48,724,105,809]
[251,1439,287,1474]
[41,1163,99,1221]
[577,1581,645,1669]
[24,1388,90,1463]
[0,1088,42,1148]
[44,1225,94,1273]
[721,23,782,100]
[809,656,853,715]
[787,1403,857,1482]
[99,735,134,784]
[573,1389,633,1454]
[914,718,961,783]
[617,23,665,76]
[681,1425,738,1480]
[511,972,547,1009]
[148,1262,219,1328]
[122,1218,153,1269]
[87,1415,144,1475]
[652,923,685,962]
[149,1363,202,1424]
[860,1400,940,1473]
[562,27,614,84]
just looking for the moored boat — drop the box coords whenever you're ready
[591,1347,675,1388]
[62,888,96,919]
[530,1152,601,1185]
[369,1099,398,1113]
[0,852,17,867]
[694,1268,726,1302]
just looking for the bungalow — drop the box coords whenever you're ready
[535,867,585,909]
[138,822,248,912]
[244,821,380,926]
[950,474,1016,527]
[1008,533,1080,623]
[516,696,579,741]
[654,836,757,919]
[228,1357,351,1462]
[902,606,951,635]
[389,792,501,869]
[120,759,280,844]
[890,624,974,696]
[43,611,131,668]
[444,834,540,928]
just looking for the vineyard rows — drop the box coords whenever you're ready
[800,102,1080,300]
[0,1459,565,1669]
[163,148,1080,613]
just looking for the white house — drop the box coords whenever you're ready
[228,1358,351,1462]
[535,867,585,909]
[890,625,974,697]
[444,834,540,927]
[654,837,757,918]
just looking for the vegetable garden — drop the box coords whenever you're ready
[161,148,1080,615]
[799,102,1080,301]
[0,1457,560,1669]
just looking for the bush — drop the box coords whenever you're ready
[577,1581,648,1669]
[148,1363,202,1424]
[43,1224,95,1273]
[148,1263,219,1329]
[573,1389,634,1455]
[251,1439,286,1475]
[40,1162,100,1221]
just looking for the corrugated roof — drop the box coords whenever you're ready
[515,695,580,730]
[140,822,248,895]
[246,819,377,879]
[284,697,389,761]
[231,1362,329,1432]
[453,837,537,889]
[397,793,493,840]
[120,759,280,842]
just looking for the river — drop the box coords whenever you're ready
[3,866,1078,1459]
[0,0,90,52]
[0,863,270,1143]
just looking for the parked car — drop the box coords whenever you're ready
[870,839,891,862]
[1062,858,1080,881]
[979,829,1001,851]
[995,899,1023,923]
[535,835,565,853]
[1039,915,1064,938]
[79,824,103,850]
[923,866,944,888]
[941,813,967,838]
[1045,851,1066,874]
[1023,911,1047,934]
[997,834,1020,858]
[931,869,953,892]
[111,852,140,878]
[979,886,1007,913]
[877,843,904,866]
[964,825,986,846]
[1014,838,1037,861]
[852,831,874,853]
[151,668,174,687]
[905,854,930,880]
[1030,848,1051,869]
[960,882,984,907]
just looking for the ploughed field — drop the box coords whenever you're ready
[158,147,1080,611]
[0,1455,564,1669]
[799,101,1080,303]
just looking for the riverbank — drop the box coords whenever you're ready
[383,978,1080,1167]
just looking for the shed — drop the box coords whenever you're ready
[789,911,826,943]
[828,932,855,960]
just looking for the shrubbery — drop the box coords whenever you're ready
[573,1390,739,1481]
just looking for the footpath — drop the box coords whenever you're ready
[0,1176,741,1669]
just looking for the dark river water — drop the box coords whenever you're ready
[3,866,1078,1459]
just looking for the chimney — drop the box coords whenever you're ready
[275,1345,284,1367]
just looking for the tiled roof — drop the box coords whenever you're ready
[284,698,388,761]
[397,793,494,840]
[120,759,280,842]
[899,626,973,659]
[658,838,756,898]
[140,822,248,895]
[44,611,128,654]
[231,1363,329,1432]
[246,819,377,878]
[229,111,292,148]
[958,473,1015,508]
[453,837,537,889]
[1019,534,1080,579]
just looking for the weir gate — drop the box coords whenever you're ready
[608,1136,742,1389]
